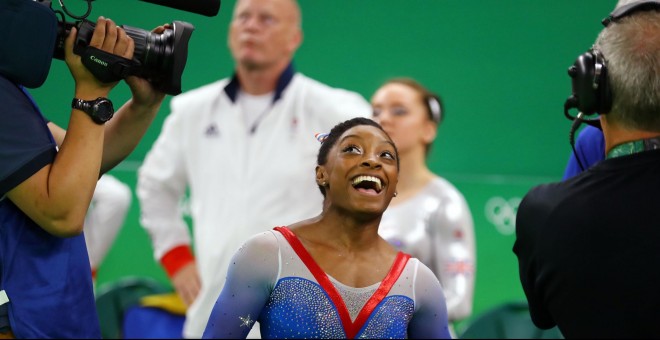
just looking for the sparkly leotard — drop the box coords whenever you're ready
[202,227,451,339]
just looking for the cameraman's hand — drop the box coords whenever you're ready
[124,24,169,108]
[98,24,167,173]
[65,17,135,99]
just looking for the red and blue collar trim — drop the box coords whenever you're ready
[274,226,411,339]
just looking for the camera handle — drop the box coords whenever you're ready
[79,46,141,83]
[72,20,141,83]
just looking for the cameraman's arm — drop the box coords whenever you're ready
[100,78,165,173]
[7,17,131,237]
[99,25,168,173]
[48,103,162,177]
[48,121,66,146]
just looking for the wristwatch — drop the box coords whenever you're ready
[71,97,114,124]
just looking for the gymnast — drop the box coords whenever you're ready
[202,117,451,339]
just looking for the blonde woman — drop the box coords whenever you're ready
[371,78,476,335]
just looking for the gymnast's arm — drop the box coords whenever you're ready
[202,231,280,339]
[407,260,452,339]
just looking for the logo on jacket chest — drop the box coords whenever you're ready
[205,123,219,137]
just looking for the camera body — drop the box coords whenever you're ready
[45,0,195,95]
[54,18,194,95]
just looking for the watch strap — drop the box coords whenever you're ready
[71,98,92,113]
[71,97,114,124]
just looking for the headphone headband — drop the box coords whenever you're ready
[602,0,660,26]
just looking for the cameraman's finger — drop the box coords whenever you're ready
[114,27,132,58]
[152,23,169,34]
[101,18,118,52]
[64,26,78,61]
[124,33,135,60]
[88,16,107,49]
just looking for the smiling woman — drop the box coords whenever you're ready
[201,117,451,339]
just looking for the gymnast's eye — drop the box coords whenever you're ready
[342,145,361,154]
[381,150,396,160]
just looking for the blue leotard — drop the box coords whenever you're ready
[203,226,451,339]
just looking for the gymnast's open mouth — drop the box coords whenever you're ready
[351,175,383,195]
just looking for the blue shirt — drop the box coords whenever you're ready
[0,75,100,338]
[563,125,605,180]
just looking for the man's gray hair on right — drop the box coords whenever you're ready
[595,1,660,131]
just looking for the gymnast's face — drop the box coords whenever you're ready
[371,82,437,156]
[318,125,399,215]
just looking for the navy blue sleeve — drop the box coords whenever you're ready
[562,126,605,180]
[0,76,56,197]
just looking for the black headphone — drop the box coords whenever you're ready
[565,49,611,120]
[564,0,660,126]
[565,0,660,171]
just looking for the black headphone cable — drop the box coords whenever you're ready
[569,111,587,173]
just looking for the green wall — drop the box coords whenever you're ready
[29,0,617,330]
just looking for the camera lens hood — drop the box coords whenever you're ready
[159,21,194,95]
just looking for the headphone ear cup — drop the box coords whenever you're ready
[568,50,611,115]
[569,51,598,115]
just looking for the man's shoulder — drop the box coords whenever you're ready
[293,73,363,98]
[171,79,229,106]
[523,180,569,205]
[289,73,370,118]
[0,76,29,111]
[518,180,571,221]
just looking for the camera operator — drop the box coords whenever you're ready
[0,5,167,338]
[513,0,660,337]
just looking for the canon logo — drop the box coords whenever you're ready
[90,56,108,67]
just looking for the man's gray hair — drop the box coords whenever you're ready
[595,2,660,130]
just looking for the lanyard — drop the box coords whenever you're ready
[606,137,660,159]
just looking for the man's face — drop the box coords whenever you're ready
[228,0,301,70]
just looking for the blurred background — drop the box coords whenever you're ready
[31,0,617,332]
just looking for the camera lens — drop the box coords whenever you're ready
[121,21,194,95]
[54,20,194,95]
[121,25,168,76]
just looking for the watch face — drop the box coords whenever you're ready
[92,99,115,123]
[72,97,115,124]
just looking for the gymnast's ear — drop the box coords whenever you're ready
[315,166,328,186]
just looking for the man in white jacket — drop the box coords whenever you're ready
[137,0,370,337]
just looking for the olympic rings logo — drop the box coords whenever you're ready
[484,196,521,235]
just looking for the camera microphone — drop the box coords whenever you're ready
[138,0,221,17]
